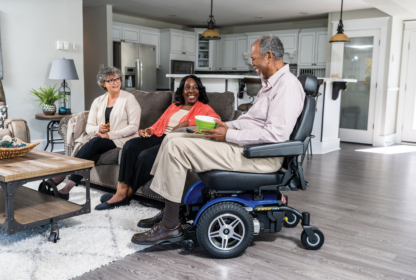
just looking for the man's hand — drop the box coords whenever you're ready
[201,119,228,142]
[172,120,190,131]
[99,124,109,133]
[95,132,109,139]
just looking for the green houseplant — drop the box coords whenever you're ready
[30,84,67,115]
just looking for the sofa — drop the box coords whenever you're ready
[59,89,241,201]
[0,80,31,142]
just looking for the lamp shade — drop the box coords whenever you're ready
[49,58,79,80]
[330,32,350,43]
[200,28,221,41]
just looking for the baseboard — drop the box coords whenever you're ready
[311,138,341,154]
[32,139,64,153]
[373,134,396,147]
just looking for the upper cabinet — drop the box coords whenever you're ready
[219,34,248,71]
[195,30,215,71]
[246,30,299,64]
[112,23,161,68]
[169,30,196,56]
[298,29,327,66]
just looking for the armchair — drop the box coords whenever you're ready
[0,80,30,142]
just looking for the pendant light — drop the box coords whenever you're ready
[200,0,221,41]
[330,0,350,43]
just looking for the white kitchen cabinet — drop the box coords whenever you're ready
[140,29,161,68]
[123,27,140,43]
[298,33,315,65]
[113,23,161,68]
[215,40,222,70]
[184,33,196,55]
[246,30,299,64]
[222,38,235,70]
[170,30,184,54]
[195,30,215,71]
[235,37,248,70]
[298,29,327,66]
[315,32,328,65]
[113,26,122,42]
[169,30,196,56]
[220,35,248,71]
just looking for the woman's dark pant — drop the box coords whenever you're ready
[69,137,117,184]
[118,135,166,193]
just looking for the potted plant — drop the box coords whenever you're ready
[30,84,67,115]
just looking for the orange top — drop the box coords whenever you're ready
[149,101,220,137]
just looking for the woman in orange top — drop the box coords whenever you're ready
[95,75,220,210]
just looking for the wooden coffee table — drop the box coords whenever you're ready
[0,149,94,242]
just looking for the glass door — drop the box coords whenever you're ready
[339,30,380,144]
[402,31,416,143]
[197,34,211,70]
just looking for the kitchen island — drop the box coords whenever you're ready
[167,74,356,154]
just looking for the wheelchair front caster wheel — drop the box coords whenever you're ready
[301,227,324,250]
[283,212,299,228]
[184,239,196,250]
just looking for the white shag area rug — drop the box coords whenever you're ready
[0,181,160,280]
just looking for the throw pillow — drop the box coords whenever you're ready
[0,105,7,129]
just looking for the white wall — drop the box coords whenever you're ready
[0,0,84,151]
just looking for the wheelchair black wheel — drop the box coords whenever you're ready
[301,227,324,250]
[196,202,254,259]
[283,212,299,228]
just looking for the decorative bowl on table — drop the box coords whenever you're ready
[0,136,40,160]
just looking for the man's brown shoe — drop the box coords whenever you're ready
[137,210,164,228]
[131,222,184,245]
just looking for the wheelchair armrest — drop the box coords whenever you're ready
[243,141,304,158]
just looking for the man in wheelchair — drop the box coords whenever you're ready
[131,34,324,258]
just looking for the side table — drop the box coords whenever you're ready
[35,113,72,152]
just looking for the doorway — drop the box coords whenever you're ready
[338,30,380,144]
[401,31,416,143]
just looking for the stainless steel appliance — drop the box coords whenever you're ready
[170,60,194,90]
[113,42,156,91]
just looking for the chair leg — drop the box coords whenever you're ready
[309,138,313,158]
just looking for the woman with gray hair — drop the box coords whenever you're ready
[39,67,141,201]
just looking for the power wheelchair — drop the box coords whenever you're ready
[176,74,324,258]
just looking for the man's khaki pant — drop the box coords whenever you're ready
[150,133,283,203]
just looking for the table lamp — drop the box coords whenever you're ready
[49,58,79,114]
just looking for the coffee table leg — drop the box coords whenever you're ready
[48,218,60,243]
[1,181,21,235]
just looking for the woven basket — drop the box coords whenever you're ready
[0,138,40,160]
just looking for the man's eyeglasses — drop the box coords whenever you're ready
[105,77,121,84]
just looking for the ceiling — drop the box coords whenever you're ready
[83,0,374,27]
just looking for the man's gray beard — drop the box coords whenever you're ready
[259,72,265,80]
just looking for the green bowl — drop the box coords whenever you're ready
[195,116,218,135]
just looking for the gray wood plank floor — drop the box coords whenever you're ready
[76,143,416,280]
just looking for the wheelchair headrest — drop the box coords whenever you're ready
[297,74,318,96]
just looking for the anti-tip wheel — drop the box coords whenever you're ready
[283,212,300,228]
[301,227,324,250]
